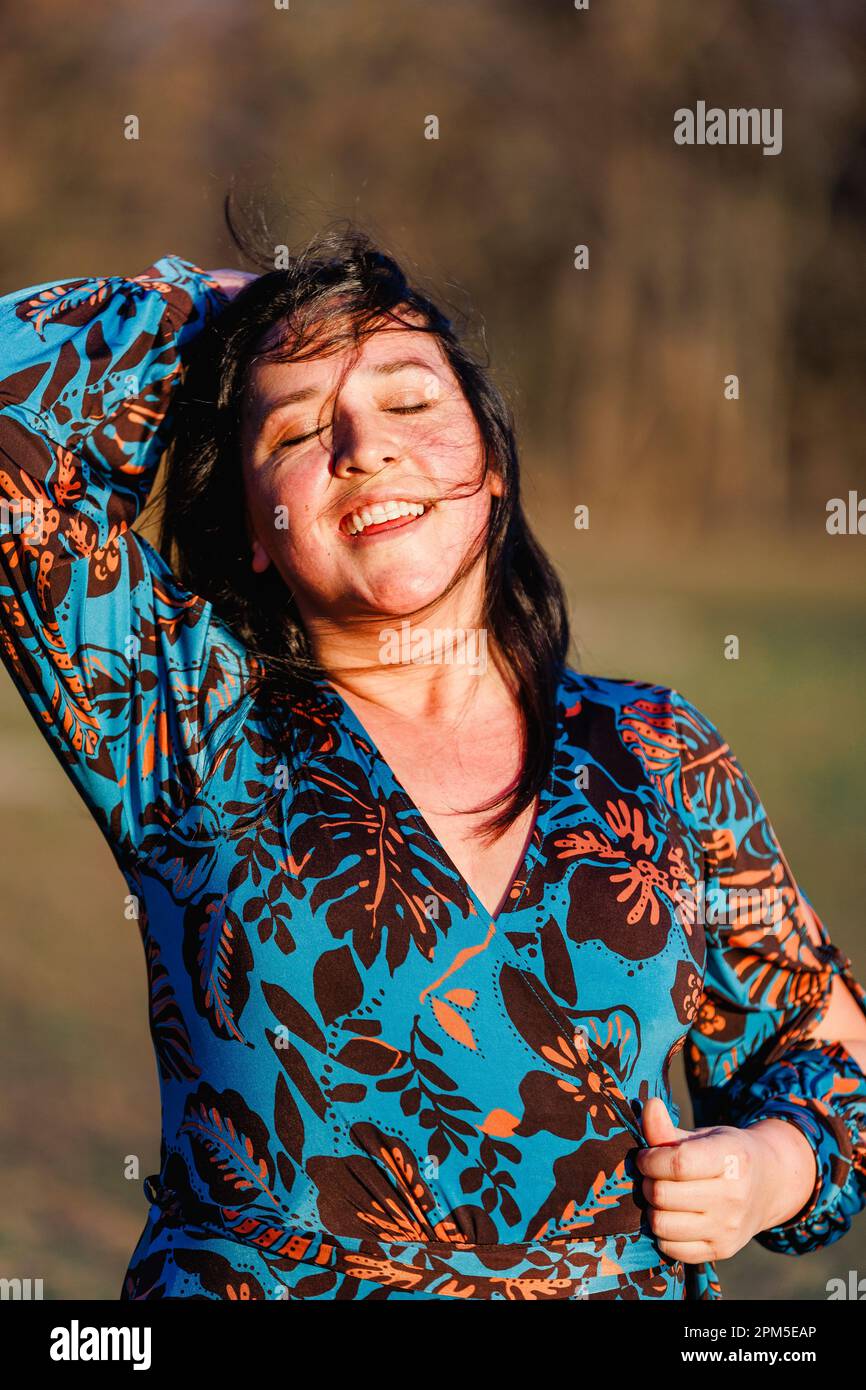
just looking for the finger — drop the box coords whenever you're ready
[635,1135,730,1182]
[645,1205,711,1243]
[640,1175,713,1212]
[654,1239,718,1264]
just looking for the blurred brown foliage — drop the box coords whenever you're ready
[2,0,865,524]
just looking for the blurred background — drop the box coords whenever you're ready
[1,0,865,1300]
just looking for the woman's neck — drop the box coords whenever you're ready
[301,574,505,720]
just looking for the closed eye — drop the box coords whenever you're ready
[273,402,433,454]
[272,425,327,453]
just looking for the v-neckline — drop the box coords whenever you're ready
[319,676,557,927]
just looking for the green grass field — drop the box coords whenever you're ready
[1,511,864,1300]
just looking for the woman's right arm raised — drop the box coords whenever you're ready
[0,255,252,873]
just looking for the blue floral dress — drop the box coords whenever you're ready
[2,255,865,1301]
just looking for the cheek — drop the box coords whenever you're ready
[425,412,483,477]
[246,465,317,540]
[453,491,494,552]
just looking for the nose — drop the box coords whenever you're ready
[330,405,402,479]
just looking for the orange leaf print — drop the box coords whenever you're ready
[478,1108,520,1137]
[431,997,477,1050]
[445,988,476,1007]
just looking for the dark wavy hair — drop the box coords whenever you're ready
[157,200,570,841]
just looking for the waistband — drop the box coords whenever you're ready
[142,1175,680,1298]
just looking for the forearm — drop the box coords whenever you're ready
[0,256,224,521]
[724,1039,866,1255]
[832,1036,866,1074]
[748,1036,866,1231]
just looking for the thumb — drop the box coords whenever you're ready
[640,1095,693,1147]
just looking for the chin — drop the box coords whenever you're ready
[355,572,458,622]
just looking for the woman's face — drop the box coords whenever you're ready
[238,312,502,625]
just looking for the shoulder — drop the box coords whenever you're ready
[557,666,720,732]
[555,667,733,803]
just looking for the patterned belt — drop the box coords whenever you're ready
[142,1175,681,1298]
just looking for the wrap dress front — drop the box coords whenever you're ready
[1,255,865,1301]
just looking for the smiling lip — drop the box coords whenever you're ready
[340,507,432,542]
[339,498,432,539]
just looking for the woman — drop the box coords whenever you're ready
[1,223,865,1301]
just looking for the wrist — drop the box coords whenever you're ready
[744,1117,819,1230]
[207,268,258,301]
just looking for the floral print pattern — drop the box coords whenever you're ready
[2,256,865,1301]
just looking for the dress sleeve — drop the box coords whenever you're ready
[0,255,251,873]
[667,687,866,1255]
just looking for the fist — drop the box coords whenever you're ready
[635,1096,773,1263]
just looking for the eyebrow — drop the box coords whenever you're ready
[257,357,441,423]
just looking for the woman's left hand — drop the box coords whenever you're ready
[634,1097,814,1263]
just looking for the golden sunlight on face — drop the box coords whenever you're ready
[239,315,503,623]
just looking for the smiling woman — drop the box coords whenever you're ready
[160,219,565,853]
[1,211,866,1302]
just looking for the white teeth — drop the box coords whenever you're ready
[344,500,426,535]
